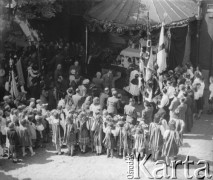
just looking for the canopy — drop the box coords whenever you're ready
[85,0,198,32]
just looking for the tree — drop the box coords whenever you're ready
[2,0,62,19]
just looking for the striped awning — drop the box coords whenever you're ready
[85,0,198,30]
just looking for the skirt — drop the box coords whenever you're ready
[79,137,90,145]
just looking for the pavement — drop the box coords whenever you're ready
[0,112,212,180]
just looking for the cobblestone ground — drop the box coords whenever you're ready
[0,110,213,180]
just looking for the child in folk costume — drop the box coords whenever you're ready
[87,110,95,152]
[6,122,19,163]
[149,114,164,161]
[35,115,45,148]
[116,120,125,156]
[162,119,181,167]
[64,114,77,156]
[19,119,35,157]
[92,114,103,155]
[133,127,146,159]
[122,123,133,159]
[47,110,63,155]
[103,122,116,158]
[27,114,37,148]
[78,112,90,153]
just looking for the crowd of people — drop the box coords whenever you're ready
[0,39,213,168]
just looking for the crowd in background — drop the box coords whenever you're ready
[0,39,213,167]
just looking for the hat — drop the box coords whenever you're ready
[83,79,90,85]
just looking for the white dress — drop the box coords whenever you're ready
[129,70,140,96]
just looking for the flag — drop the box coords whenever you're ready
[145,48,154,82]
[157,23,167,74]
[139,50,145,77]
[16,59,25,86]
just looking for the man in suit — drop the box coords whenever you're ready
[124,98,137,125]
[102,70,113,90]
[99,87,109,110]
[72,88,83,110]
[141,101,154,125]
[107,90,119,116]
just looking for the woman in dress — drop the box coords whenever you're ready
[129,74,141,104]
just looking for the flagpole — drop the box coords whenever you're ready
[85,26,88,75]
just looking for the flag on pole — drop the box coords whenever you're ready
[139,48,145,77]
[145,48,154,82]
[157,23,167,74]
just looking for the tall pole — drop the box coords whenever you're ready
[196,0,202,66]
[85,25,88,74]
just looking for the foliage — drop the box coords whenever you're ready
[2,0,62,19]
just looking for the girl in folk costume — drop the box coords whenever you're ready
[78,112,90,153]
[103,122,116,158]
[92,114,103,155]
[87,110,95,152]
[122,123,133,159]
[162,119,181,167]
[115,120,125,156]
[47,110,63,155]
[149,114,164,161]
[19,119,35,157]
[133,127,146,159]
[27,114,37,148]
[64,114,77,156]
